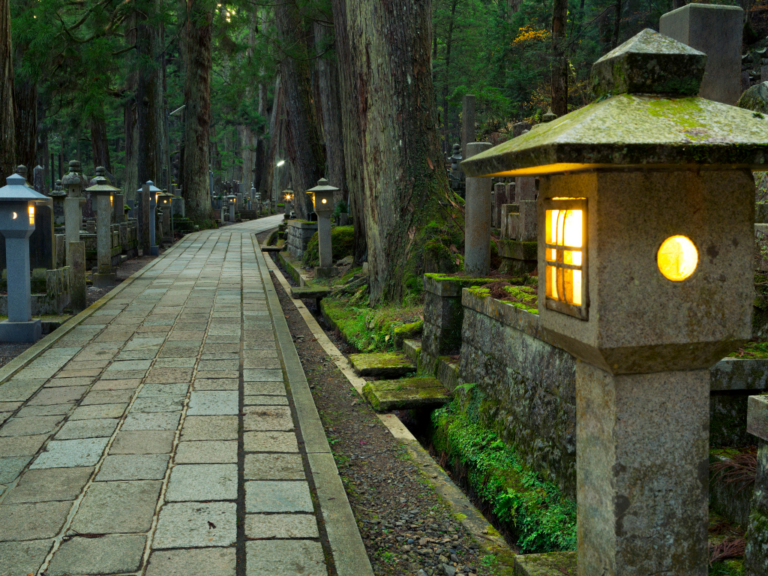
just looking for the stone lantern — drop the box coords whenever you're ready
[282,189,294,216]
[61,160,87,265]
[462,29,768,575]
[226,194,236,223]
[50,180,66,227]
[0,174,52,342]
[158,191,173,241]
[249,185,256,211]
[85,177,119,287]
[307,178,338,277]
[139,181,161,256]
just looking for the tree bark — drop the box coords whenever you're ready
[441,0,459,152]
[551,0,569,116]
[314,21,347,207]
[275,0,325,220]
[13,75,36,174]
[330,0,366,261]
[611,0,623,49]
[136,0,165,186]
[0,0,15,183]
[181,0,213,221]
[340,0,457,303]
[260,75,281,204]
[90,112,112,173]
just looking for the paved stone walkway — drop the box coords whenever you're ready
[0,217,340,575]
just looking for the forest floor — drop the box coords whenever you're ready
[266,246,494,576]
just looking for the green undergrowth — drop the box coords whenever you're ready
[303,226,354,267]
[431,387,576,553]
[709,561,744,576]
[728,339,768,359]
[321,293,423,353]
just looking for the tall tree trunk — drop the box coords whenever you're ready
[90,111,112,172]
[124,13,139,200]
[13,75,36,174]
[260,75,281,203]
[611,0,622,49]
[182,0,213,220]
[441,0,458,153]
[0,0,15,183]
[314,21,347,207]
[136,0,165,186]
[341,0,457,303]
[330,0,366,262]
[275,0,325,220]
[551,0,569,116]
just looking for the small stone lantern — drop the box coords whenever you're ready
[226,194,236,223]
[140,181,161,256]
[307,178,338,277]
[0,174,52,342]
[85,177,119,287]
[282,189,294,216]
[462,29,768,575]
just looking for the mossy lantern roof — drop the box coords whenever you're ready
[462,29,768,178]
[85,177,120,196]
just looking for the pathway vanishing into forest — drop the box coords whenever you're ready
[0,215,372,576]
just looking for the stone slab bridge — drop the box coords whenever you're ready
[0,214,373,576]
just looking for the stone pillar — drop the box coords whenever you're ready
[162,208,171,243]
[316,213,333,277]
[149,192,158,255]
[69,240,87,312]
[516,176,536,201]
[464,142,493,276]
[140,188,151,255]
[113,193,124,224]
[493,182,507,229]
[577,363,709,574]
[660,3,743,105]
[93,193,115,287]
[0,234,42,342]
[461,95,476,159]
[63,196,83,267]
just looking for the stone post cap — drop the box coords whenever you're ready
[86,177,120,195]
[15,165,27,179]
[748,394,768,441]
[307,178,339,194]
[591,28,706,98]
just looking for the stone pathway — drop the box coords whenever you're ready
[0,217,347,576]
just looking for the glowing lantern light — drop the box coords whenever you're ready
[657,235,698,281]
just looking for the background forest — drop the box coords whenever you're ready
[0,0,764,299]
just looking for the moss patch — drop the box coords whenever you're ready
[431,390,576,553]
[302,226,355,267]
[321,294,423,353]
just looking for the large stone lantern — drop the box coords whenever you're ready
[462,29,768,575]
[0,174,52,342]
[307,178,338,278]
[85,177,119,287]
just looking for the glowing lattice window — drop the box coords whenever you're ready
[544,198,588,320]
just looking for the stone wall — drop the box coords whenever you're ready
[459,290,577,498]
[286,220,317,261]
[457,288,768,500]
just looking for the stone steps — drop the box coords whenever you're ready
[348,352,414,378]
[362,377,450,412]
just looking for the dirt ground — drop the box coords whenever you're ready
[271,263,492,576]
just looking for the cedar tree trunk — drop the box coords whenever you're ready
[0,0,15,183]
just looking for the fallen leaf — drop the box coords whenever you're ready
[208,521,216,529]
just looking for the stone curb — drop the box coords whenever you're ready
[252,234,374,576]
[264,252,517,566]
[0,243,182,388]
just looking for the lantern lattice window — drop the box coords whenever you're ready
[544,198,588,320]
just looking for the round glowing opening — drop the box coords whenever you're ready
[657,235,698,281]
[321,198,327,204]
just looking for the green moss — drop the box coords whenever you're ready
[321,295,423,353]
[728,340,768,359]
[393,319,423,348]
[710,559,745,576]
[431,392,577,553]
[302,226,354,267]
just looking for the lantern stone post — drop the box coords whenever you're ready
[0,174,51,342]
[464,142,493,276]
[227,194,236,223]
[307,178,338,277]
[61,160,86,266]
[462,29,768,576]
[140,181,161,255]
[86,177,118,287]
[51,180,65,226]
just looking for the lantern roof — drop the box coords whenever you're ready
[462,29,768,178]
[0,174,51,204]
[86,177,120,195]
[307,178,339,194]
[138,181,162,193]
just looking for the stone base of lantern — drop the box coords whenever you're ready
[315,266,335,278]
[93,272,116,288]
[0,319,42,343]
[150,246,159,256]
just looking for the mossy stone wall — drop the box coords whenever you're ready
[746,440,768,574]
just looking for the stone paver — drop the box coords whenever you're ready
[0,220,339,575]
